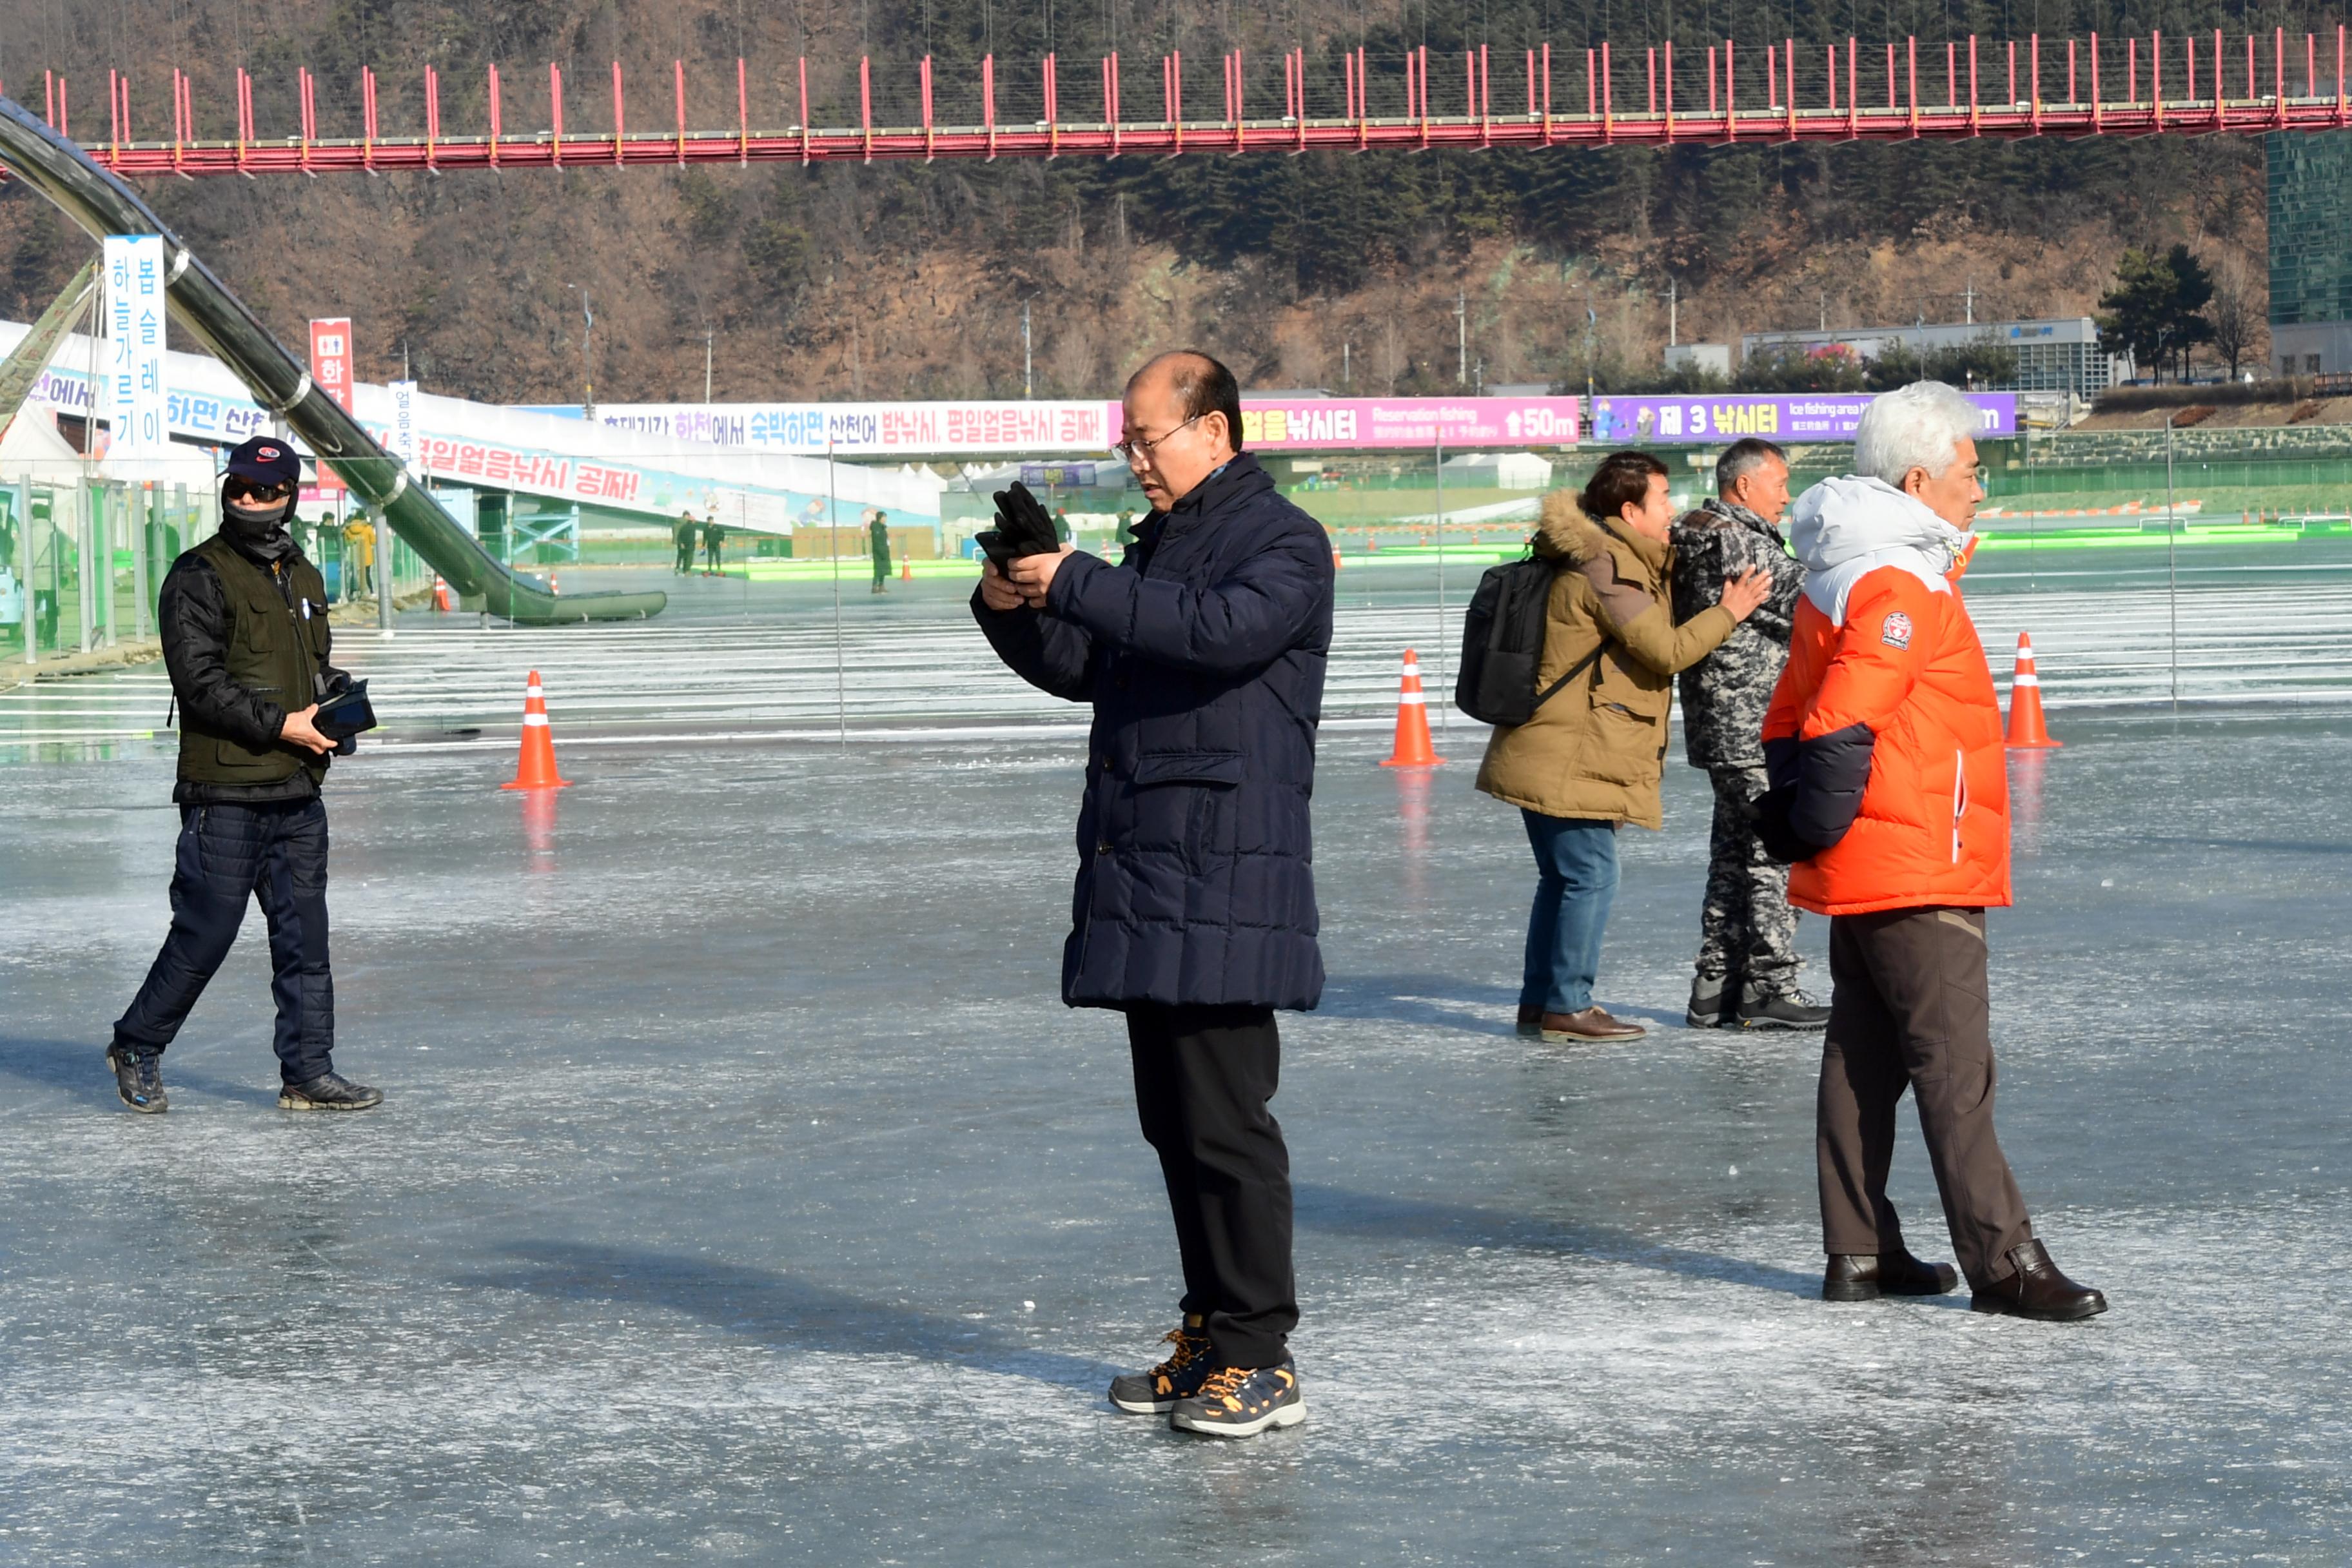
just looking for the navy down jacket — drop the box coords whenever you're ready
[974,453,1335,1010]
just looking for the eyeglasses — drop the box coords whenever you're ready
[1112,413,1202,464]
[224,475,295,504]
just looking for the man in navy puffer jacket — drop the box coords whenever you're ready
[975,350,1333,1439]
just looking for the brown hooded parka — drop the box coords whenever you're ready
[1475,492,1738,828]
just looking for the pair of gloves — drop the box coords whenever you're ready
[975,481,1060,576]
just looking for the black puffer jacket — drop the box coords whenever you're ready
[160,525,344,805]
[974,453,1335,1010]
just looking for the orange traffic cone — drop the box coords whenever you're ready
[1332,547,1344,570]
[501,669,574,789]
[901,558,914,582]
[432,575,453,612]
[2004,632,2062,749]
[1379,648,1446,767]
[549,571,562,596]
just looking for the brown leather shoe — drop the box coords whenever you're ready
[1515,1004,1544,1037]
[1538,1007,1646,1042]
[1970,1239,2108,1321]
[1823,1249,1961,1302]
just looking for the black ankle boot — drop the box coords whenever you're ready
[1823,1249,1959,1301]
[1970,1239,2108,1320]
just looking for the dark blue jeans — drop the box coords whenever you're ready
[1519,811,1620,1015]
[114,798,337,1084]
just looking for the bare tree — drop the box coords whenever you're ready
[2204,266,2266,380]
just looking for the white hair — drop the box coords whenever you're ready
[1853,380,1981,485]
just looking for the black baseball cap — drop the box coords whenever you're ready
[223,436,303,487]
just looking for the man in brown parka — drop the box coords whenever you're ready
[1477,449,1770,1041]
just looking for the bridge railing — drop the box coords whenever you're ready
[6,24,2349,177]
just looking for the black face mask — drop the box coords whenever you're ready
[221,488,296,554]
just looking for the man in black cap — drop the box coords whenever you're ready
[106,435,382,1114]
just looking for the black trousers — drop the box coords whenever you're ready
[1818,906,2034,1289]
[1125,1003,1298,1369]
[114,799,337,1085]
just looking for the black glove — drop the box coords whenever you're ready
[975,480,1061,574]
[1752,785,1816,865]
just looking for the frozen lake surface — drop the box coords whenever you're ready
[1,580,2348,1562]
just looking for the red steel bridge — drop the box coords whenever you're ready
[12,25,2351,177]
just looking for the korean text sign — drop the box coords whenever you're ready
[101,237,168,456]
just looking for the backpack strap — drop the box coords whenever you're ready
[1531,640,1605,712]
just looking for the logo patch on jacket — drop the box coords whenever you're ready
[1879,611,1914,649]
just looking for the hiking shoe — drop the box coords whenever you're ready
[1170,1362,1306,1438]
[1108,1314,1213,1414]
[1734,987,1832,1030]
[106,1044,168,1114]
[1514,1004,1544,1038]
[278,1072,384,1112]
[1685,977,1730,1029]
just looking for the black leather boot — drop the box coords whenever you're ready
[1970,1239,2108,1320]
[1822,1249,1960,1301]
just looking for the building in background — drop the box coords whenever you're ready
[1740,318,2132,399]
[1663,343,1734,378]
[2268,130,2352,378]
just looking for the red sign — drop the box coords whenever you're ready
[308,317,353,493]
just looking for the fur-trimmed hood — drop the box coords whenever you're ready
[1530,491,1611,564]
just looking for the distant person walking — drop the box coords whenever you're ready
[107,437,381,1115]
[1671,437,1828,1032]
[1476,451,1770,1043]
[975,349,1333,1438]
[703,517,726,574]
[674,511,699,575]
[341,514,375,602]
[1758,380,2104,1319]
[869,509,892,594]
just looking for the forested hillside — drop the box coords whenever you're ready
[0,0,2319,402]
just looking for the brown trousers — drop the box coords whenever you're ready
[1817,906,2035,1288]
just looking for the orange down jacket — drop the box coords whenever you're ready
[1758,476,2011,916]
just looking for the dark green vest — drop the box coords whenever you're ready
[177,532,333,788]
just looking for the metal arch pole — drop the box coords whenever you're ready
[1433,435,1446,736]
[2164,412,2179,711]
[0,93,664,625]
[828,434,845,748]
[14,478,32,665]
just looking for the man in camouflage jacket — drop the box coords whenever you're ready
[1669,438,1829,1030]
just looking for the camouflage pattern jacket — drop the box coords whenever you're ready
[1670,498,1806,770]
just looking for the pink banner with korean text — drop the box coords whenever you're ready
[1108,396,1582,451]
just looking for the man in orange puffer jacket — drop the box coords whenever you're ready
[1759,382,2106,1322]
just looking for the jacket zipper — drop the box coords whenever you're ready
[1951,747,1967,863]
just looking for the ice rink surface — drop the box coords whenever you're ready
[3,571,2350,1562]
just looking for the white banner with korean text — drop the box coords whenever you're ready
[100,236,168,457]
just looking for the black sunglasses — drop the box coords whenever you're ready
[224,475,295,503]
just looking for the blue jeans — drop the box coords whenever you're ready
[1519,812,1620,1015]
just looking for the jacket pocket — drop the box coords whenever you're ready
[1134,750,1244,787]
[1135,750,1243,870]
[1578,700,1663,787]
